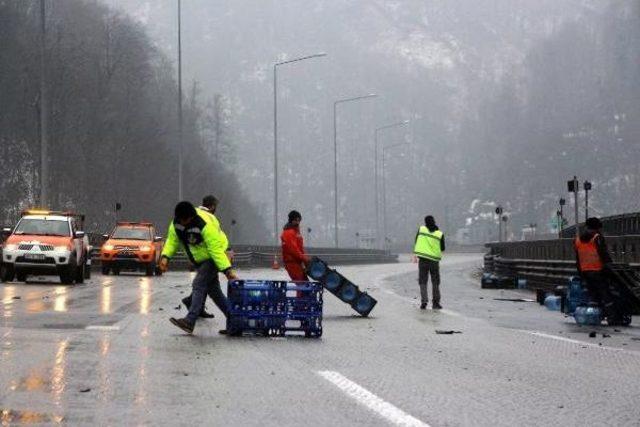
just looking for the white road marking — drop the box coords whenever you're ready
[381,289,462,317]
[85,325,120,331]
[317,371,430,427]
[522,331,640,354]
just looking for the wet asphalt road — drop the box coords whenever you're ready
[1,254,639,426]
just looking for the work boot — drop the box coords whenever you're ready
[181,296,191,310]
[218,329,228,335]
[420,303,427,310]
[432,303,442,310]
[170,317,194,334]
[199,310,215,319]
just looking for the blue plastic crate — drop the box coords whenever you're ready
[284,313,323,338]
[226,280,323,338]
[227,314,286,337]
[228,280,287,315]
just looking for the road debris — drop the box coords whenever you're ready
[435,330,462,334]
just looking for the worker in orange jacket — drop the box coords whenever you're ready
[280,210,310,281]
[574,217,613,314]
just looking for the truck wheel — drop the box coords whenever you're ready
[0,265,15,282]
[112,267,120,276]
[16,272,27,282]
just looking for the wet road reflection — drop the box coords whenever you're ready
[139,278,151,315]
[52,339,68,406]
[2,286,16,319]
[53,287,67,313]
[0,409,63,425]
[101,280,112,314]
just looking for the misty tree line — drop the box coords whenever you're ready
[0,0,267,243]
[458,1,640,233]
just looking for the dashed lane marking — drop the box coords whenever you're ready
[85,325,120,331]
[317,371,430,427]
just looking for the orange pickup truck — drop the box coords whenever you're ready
[100,222,163,276]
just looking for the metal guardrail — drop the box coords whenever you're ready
[561,211,640,238]
[89,246,398,270]
[484,236,640,292]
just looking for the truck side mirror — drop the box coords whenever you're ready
[1,227,12,240]
[102,234,109,240]
[154,236,163,242]
[75,231,86,238]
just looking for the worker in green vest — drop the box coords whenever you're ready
[413,215,445,310]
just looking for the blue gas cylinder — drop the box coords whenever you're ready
[574,305,602,326]
[566,277,589,315]
[544,295,562,311]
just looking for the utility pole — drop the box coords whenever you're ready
[568,176,579,237]
[333,94,377,248]
[374,120,409,249]
[39,0,49,207]
[584,180,592,220]
[177,0,183,201]
[559,197,566,238]
[273,53,327,245]
[495,206,503,242]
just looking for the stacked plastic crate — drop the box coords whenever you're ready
[226,280,323,337]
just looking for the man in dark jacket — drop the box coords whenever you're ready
[280,210,310,281]
[574,217,613,314]
[413,215,445,310]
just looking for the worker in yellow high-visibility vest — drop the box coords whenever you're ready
[413,215,445,310]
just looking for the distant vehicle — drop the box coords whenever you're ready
[1,210,91,284]
[100,222,163,276]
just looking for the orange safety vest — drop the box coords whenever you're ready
[575,234,604,272]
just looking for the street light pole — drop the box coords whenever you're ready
[39,0,49,207]
[333,93,377,248]
[273,52,327,244]
[584,180,592,220]
[382,142,410,251]
[374,120,409,249]
[177,0,183,201]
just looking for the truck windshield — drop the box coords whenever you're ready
[112,227,151,240]
[14,218,70,237]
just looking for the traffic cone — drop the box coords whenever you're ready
[271,255,280,270]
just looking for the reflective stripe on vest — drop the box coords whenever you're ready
[414,226,443,261]
[575,234,604,272]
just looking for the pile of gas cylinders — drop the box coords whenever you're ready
[544,276,632,326]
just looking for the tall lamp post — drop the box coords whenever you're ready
[374,120,409,248]
[177,0,183,201]
[558,197,566,238]
[333,93,377,248]
[583,180,592,220]
[39,0,49,207]
[273,52,327,244]
[381,142,410,250]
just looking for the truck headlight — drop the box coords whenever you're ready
[103,244,114,251]
[140,246,152,252]
[55,246,70,252]
[4,244,17,251]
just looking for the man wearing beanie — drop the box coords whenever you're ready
[574,217,613,315]
[280,210,310,281]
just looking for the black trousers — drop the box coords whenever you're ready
[581,270,613,315]
[418,257,440,304]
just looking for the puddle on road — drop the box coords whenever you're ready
[0,409,64,425]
